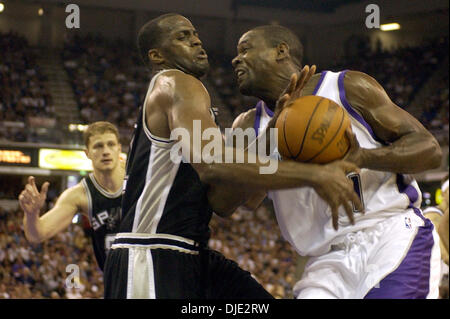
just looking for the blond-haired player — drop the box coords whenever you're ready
[19,121,125,270]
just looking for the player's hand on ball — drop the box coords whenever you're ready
[312,160,364,230]
[269,65,316,128]
[343,126,365,168]
[18,176,50,216]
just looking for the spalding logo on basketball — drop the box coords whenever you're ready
[275,95,350,164]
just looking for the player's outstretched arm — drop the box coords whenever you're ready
[343,71,442,173]
[19,176,85,243]
[162,72,362,226]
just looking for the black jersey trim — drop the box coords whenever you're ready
[111,233,201,254]
[88,173,122,199]
[81,178,93,223]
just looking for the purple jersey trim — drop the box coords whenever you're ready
[263,102,274,117]
[364,211,434,299]
[254,101,262,137]
[337,70,385,144]
[365,175,434,298]
[312,71,327,95]
[396,174,420,207]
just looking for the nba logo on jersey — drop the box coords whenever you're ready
[404,216,412,229]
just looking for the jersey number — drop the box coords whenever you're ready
[348,173,365,213]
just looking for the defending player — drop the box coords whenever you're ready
[229,25,443,298]
[103,13,362,299]
[18,121,124,270]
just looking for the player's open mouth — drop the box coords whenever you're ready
[197,50,208,59]
[235,68,246,80]
[102,159,112,164]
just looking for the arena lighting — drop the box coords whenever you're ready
[77,124,87,131]
[68,124,88,132]
[380,23,401,31]
[0,3,5,13]
[38,8,44,16]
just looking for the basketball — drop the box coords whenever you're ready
[275,95,351,164]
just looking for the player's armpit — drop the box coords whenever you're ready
[343,70,442,173]
[241,192,266,211]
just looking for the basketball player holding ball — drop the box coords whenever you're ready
[103,14,362,299]
[228,25,443,298]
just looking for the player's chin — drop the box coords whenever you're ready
[238,80,252,96]
[99,161,115,170]
[194,63,209,77]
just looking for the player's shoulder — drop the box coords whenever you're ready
[152,69,210,105]
[64,181,89,203]
[157,70,206,92]
[232,108,257,129]
[343,70,383,92]
[52,181,88,214]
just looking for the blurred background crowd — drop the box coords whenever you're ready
[1,32,448,147]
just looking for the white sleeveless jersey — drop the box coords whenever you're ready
[256,70,423,256]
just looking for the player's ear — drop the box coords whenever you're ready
[149,49,164,65]
[84,148,91,160]
[276,42,290,62]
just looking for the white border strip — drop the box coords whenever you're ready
[147,249,156,299]
[115,232,197,245]
[111,243,199,255]
[89,173,122,198]
[126,248,135,299]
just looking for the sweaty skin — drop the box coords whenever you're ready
[226,27,441,215]
[142,15,362,226]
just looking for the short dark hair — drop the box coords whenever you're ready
[253,25,303,68]
[84,121,120,148]
[137,13,179,68]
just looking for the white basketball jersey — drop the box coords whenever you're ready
[257,70,423,256]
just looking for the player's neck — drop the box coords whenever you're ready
[92,166,123,194]
[152,64,201,79]
[259,66,299,110]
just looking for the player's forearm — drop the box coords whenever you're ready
[203,158,318,191]
[360,133,442,173]
[23,213,47,243]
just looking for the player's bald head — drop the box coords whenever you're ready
[250,25,303,68]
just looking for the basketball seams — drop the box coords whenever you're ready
[294,97,324,160]
[305,107,346,163]
[282,108,295,158]
[276,96,350,164]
